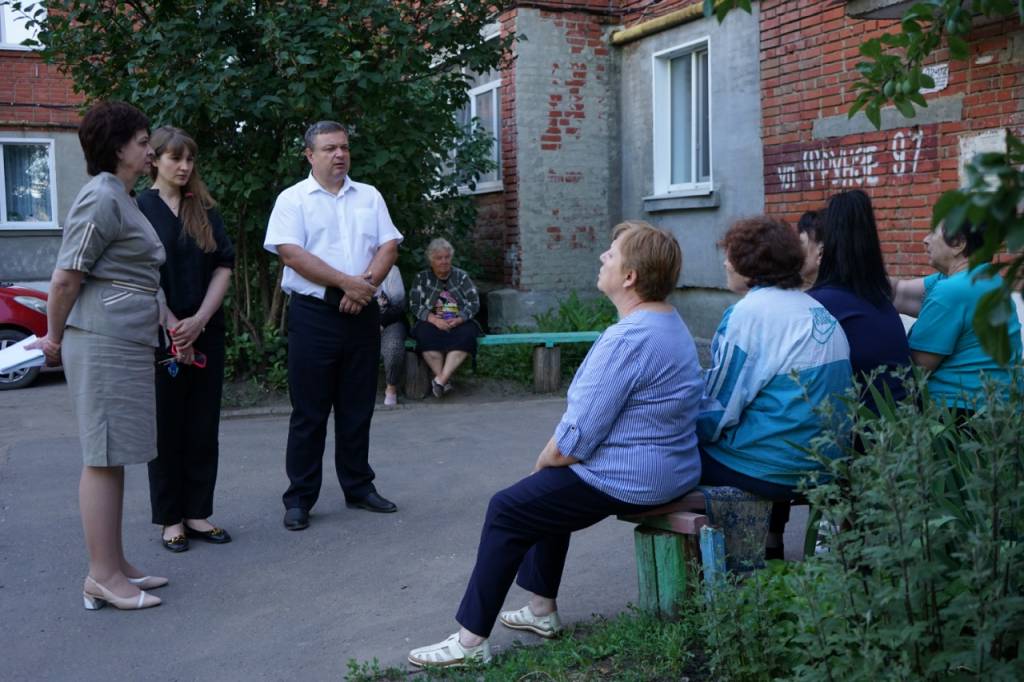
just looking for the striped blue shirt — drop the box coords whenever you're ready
[556,309,703,505]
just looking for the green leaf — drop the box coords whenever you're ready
[932,190,966,227]
[894,97,917,118]
[865,104,882,129]
[948,35,969,59]
[973,291,1014,364]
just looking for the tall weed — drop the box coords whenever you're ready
[703,372,1024,681]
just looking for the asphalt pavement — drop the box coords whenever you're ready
[0,374,806,681]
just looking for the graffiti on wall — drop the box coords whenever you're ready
[774,128,931,193]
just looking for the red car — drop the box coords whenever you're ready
[0,282,49,390]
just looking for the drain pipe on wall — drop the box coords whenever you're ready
[610,1,728,46]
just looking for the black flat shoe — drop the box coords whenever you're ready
[161,530,189,553]
[346,491,398,514]
[184,524,232,544]
[283,507,310,531]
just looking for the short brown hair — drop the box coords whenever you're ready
[611,220,682,302]
[78,101,150,176]
[720,216,804,290]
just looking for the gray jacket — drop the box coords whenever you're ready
[55,173,166,346]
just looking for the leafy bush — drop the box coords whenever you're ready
[703,373,1024,680]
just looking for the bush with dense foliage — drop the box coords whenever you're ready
[703,373,1024,680]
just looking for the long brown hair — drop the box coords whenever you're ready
[149,126,217,252]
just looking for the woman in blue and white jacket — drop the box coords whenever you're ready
[699,215,852,560]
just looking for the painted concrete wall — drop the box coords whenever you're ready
[618,8,763,338]
[514,8,620,293]
[0,130,88,281]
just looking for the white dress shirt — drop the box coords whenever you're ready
[264,174,403,299]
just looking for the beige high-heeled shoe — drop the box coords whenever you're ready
[127,575,169,590]
[83,576,161,611]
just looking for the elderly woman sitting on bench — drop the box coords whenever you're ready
[407,220,704,668]
[698,216,852,560]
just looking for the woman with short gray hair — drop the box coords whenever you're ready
[408,238,481,397]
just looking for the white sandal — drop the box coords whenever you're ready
[499,605,563,638]
[408,632,491,667]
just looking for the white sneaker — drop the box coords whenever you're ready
[384,392,398,406]
[499,605,563,638]
[408,632,491,667]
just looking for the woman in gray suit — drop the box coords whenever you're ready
[34,101,168,611]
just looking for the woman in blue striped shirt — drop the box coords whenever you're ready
[408,221,704,668]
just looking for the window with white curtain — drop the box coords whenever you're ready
[457,78,501,191]
[652,39,712,195]
[0,139,57,228]
[1,2,44,49]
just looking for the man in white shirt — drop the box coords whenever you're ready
[264,121,403,530]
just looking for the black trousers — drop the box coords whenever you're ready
[282,295,380,511]
[148,328,225,525]
[455,467,652,638]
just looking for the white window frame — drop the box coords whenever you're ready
[459,78,502,194]
[0,2,44,51]
[0,137,59,229]
[652,37,713,197]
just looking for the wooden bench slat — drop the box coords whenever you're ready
[623,511,709,535]
[404,331,601,350]
[478,331,602,347]
[623,490,706,518]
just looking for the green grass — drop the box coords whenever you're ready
[344,609,706,681]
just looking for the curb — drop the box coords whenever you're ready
[221,393,566,421]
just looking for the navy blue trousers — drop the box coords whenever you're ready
[282,295,380,511]
[455,467,652,638]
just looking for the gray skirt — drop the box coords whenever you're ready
[62,327,157,467]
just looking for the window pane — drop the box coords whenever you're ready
[669,54,693,185]
[696,50,710,182]
[475,88,499,184]
[3,144,52,223]
[2,3,43,45]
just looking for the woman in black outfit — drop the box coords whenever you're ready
[138,126,235,552]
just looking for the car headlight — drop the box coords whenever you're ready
[13,296,47,315]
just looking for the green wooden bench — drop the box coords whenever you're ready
[618,490,726,617]
[403,331,602,396]
[620,488,822,616]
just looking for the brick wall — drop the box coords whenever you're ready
[0,51,81,128]
[760,2,1024,277]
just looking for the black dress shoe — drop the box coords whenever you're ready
[161,531,189,553]
[184,524,232,544]
[346,491,397,514]
[283,507,310,531]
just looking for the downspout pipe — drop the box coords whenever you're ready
[610,1,726,46]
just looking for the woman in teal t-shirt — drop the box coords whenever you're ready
[891,220,1022,412]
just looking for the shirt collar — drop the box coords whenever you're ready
[303,173,356,197]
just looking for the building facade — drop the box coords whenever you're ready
[0,3,85,283]
[3,1,1021,339]
[473,0,1023,335]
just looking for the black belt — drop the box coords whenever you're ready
[292,290,378,313]
[292,286,344,308]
